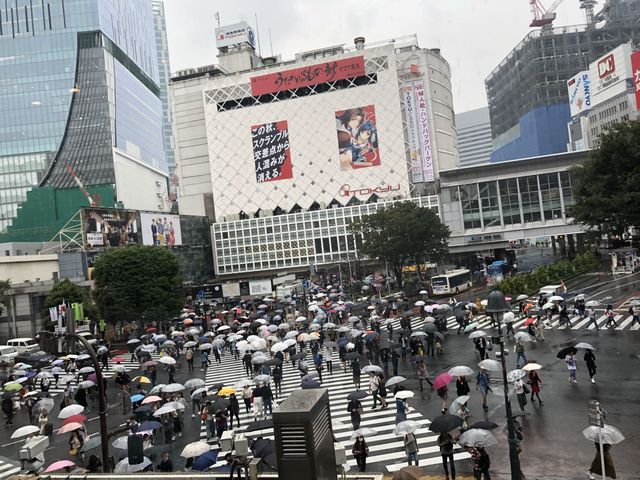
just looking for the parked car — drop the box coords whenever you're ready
[0,345,19,365]
[13,351,56,370]
[6,337,40,354]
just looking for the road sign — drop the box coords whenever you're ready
[197,289,205,300]
[302,280,310,289]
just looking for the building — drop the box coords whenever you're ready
[486,0,640,162]
[0,0,169,234]
[171,29,458,276]
[455,107,492,166]
[152,0,177,206]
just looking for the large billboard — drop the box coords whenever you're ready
[413,81,435,182]
[567,71,592,117]
[589,43,632,104]
[140,213,182,246]
[215,21,255,49]
[249,279,273,296]
[402,84,423,183]
[83,208,138,249]
[251,120,293,183]
[336,105,381,171]
[631,50,640,110]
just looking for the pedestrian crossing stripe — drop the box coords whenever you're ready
[0,458,21,479]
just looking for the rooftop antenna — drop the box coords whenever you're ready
[268,28,273,57]
[254,13,262,56]
[215,11,220,28]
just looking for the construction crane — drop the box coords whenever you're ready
[65,165,100,207]
[529,0,566,27]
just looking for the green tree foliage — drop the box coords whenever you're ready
[42,279,98,330]
[0,279,10,316]
[570,121,640,236]
[93,245,183,328]
[350,202,450,287]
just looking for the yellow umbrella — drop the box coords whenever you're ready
[218,386,236,396]
[132,376,151,384]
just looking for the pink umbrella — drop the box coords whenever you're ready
[45,460,75,472]
[59,421,83,434]
[433,372,453,390]
[141,395,162,405]
[112,357,125,363]
[87,373,97,383]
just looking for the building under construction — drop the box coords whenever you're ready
[486,0,640,161]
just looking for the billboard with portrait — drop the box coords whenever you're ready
[140,213,182,246]
[82,208,139,250]
[335,105,381,171]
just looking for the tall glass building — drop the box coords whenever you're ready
[0,0,167,232]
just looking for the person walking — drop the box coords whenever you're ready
[470,446,492,480]
[437,384,449,415]
[185,348,194,371]
[476,368,491,412]
[584,349,597,383]
[438,431,456,480]
[377,374,388,409]
[528,370,543,405]
[404,432,419,466]
[347,398,363,430]
[514,377,528,411]
[369,373,380,409]
[605,305,618,328]
[475,337,488,360]
[631,305,640,327]
[228,393,241,428]
[263,382,274,417]
[588,442,616,480]
[324,347,333,374]
[395,397,407,423]
[272,365,283,397]
[351,359,361,390]
[416,359,433,391]
[352,435,369,472]
[38,409,49,434]
[241,384,252,414]
[456,376,470,397]
[587,306,599,330]
[566,351,578,384]
[514,339,527,368]
[390,350,399,377]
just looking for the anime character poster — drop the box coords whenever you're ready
[335,105,381,171]
[251,120,293,183]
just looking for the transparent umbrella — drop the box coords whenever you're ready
[393,420,423,436]
[582,425,625,444]
[458,428,497,447]
[448,366,474,377]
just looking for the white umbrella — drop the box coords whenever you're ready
[154,405,178,416]
[542,302,555,310]
[503,312,515,323]
[478,359,501,372]
[448,366,474,377]
[459,428,497,447]
[78,380,95,389]
[585,301,600,308]
[575,294,587,300]
[513,332,533,342]
[506,369,527,383]
[394,420,423,435]
[78,366,95,374]
[410,331,427,338]
[575,342,596,350]
[480,299,488,307]
[549,295,565,302]
[115,457,152,473]
[11,425,40,439]
[162,383,185,393]
[112,436,130,449]
[191,387,208,399]
[521,363,543,371]
[165,400,186,411]
[448,395,470,413]
[419,290,429,295]
[468,330,487,339]
[181,441,211,458]
[395,390,414,400]
[415,300,425,307]
[582,425,625,444]
[184,378,206,389]
[158,356,176,365]
[385,376,406,387]
[345,342,355,351]
[361,365,383,374]
[515,294,529,301]
[350,427,377,440]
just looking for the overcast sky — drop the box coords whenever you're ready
[163,0,590,113]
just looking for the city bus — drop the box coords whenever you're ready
[430,269,472,295]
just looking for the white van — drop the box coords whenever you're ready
[538,285,563,297]
[76,331,98,346]
[6,337,39,354]
[0,345,18,364]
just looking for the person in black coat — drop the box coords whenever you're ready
[2,396,14,427]
[228,393,241,428]
[158,451,173,472]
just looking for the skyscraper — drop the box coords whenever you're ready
[0,0,168,232]
[455,107,492,167]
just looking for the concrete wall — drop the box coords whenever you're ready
[0,254,59,283]
[113,148,170,212]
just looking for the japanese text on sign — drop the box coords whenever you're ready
[413,81,434,182]
[251,56,365,96]
[403,84,423,183]
[631,51,640,110]
[251,120,293,183]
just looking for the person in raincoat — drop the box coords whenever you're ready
[352,435,369,472]
[589,442,616,479]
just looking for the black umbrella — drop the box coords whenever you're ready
[245,419,273,433]
[401,310,414,318]
[346,390,368,401]
[556,346,577,359]
[250,321,263,329]
[344,352,359,361]
[264,358,282,367]
[291,353,305,362]
[209,383,224,392]
[468,420,499,430]
[80,436,101,452]
[251,438,276,458]
[428,413,464,433]
[301,378,321,389]
[379,341,400,350]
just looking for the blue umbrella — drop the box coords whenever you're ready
[192,449,220,471]
[130,394,145,402]
[337,337,349,347]
[138,420,162,431]
[301,378,321,389]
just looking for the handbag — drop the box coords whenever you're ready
[69,447,78,456]
[523,384,530,394]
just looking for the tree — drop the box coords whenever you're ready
[0,279,10,316]
[93,245,183,329]
[570,121,640,236]
[42,279,98,330]
[351,202,450,287]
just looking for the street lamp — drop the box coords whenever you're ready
[486,289,523,480]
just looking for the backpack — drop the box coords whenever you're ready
[515,342,524,353]
[479,449,491,469]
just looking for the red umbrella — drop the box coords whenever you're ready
[63,414,87,425]
[433,372,453,390]
[112,357,125,363]
[146,327,157,333]
[524,317,536,326]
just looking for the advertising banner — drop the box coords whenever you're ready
[567,71,592,116]
[140,212,182,246]
[631,50,640,110]
[249,279,273,296]
[413,81,435,182]
[335,105,381,171]
[251,56,365,96]
[82,208,138,249]
[402,83,423,183]
[251,120,292,183]
[222,283,241,298]
[589,43,632,103]
[215,21,255,49]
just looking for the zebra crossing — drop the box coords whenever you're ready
[196,352,469,473]
[0,458,21,479]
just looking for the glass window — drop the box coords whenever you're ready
[560,171,574,212]
[518,176,541,223]
[460,184,481,229]
[539,173,562,220]
[499,179,521,225]
[479,181,501,228]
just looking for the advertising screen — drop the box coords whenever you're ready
[567,71,592,117]
[140,213,182,246]
[249,279,273,296]
[83,208,139,249]
[251,120,293,183]
[335,105,381,171]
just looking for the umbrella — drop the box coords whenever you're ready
[386,376,407,387]
[585,301,600,307]
[428,413,464,433]
[184,378,206,389]
[149,384,166,394]
[423,323,438,334]
[478,359,501,372]
[393,420,423,436]
[32,398,54,414]
[433,372,453,390]
[503,311,515,323]
[130,394,145,403]
[218,386,236,396]
[344,352,359,361]
[549,295,565,302]
[582,425,625,444]
[3,382,21,392]
[112,436,130,449]
[575,293,587,300]
[138,421,162,431]
[395,390,414,400]
[464,322,480,333]
[469,330,487,339]
[245,419,274,433]
[392,466,425,480]
[183,341,197,348]
[154,405,178,416]
[516,294,529,301]
[448,366,474,377]
[158,356,176,365]
[556,346,577,359]
[350,427,377,439]
[449,395,470,414]
[135,405,152,413]
[192,449,220,472]
[507,369,527,382]
[181,441,211,458]
[59,404,84,419]
[62,414,87,425]
[575,342,596,350]
[141,395,162,404]
[59,422,83,434]
[301,378,321,389]
[127,339,141,345]
[346,390,368,401]
[162,383,185,393]
[521,363,543,371]
[143,360,158,367]
[415,300,425,307]
[362,365,383,374]
[11,425,40,439]
[523,317,536,326]
[80,436,101,452]
[410,331,427,338]
[459,428,497,447]
[514,332,533,342]
[78,380,95,389]
[132,375,151,384]
[45,460,76,473]
[115,457,152,473]
[468,420,499,430]
[542,302,555,310]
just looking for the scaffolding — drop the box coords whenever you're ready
[39,210,85,254]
